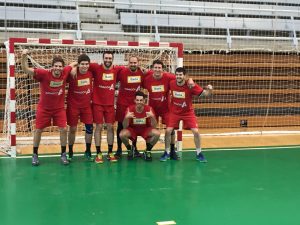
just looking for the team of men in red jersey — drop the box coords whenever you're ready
[21,50,212,166]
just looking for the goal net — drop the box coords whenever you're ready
[1,38,182,157]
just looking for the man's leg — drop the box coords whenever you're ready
[32,129,43,166]
[115,122,123,157]
[68,126,77,160]
[160,127,173,162]
[191,128,207,163]
[94,123,104,163]
[59,127,69,165]
[106,123,117,162]
[119,129,135,160]
[144,128,160,161]
[85,124,93,157]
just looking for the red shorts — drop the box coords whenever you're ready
[115,104,128,123]
[35,107,67,129]
[168,111,198,129]
[126,127,153,141]
[155,111,169,126]
[67,105,93,126]
[93,104,115,124]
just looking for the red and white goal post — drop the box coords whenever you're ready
[1,38,183,157]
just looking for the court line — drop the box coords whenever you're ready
[1,145,300,159]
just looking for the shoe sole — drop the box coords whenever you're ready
[95,161,104,164]
[196,159,208,163]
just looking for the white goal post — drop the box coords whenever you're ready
[1,37,183,157]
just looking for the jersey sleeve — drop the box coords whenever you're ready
[33,68,48,81]
[192,83,204,96]
[88,63,99,77]
[63,65,72,81]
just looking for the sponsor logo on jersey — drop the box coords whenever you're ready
[151,85,164,92]
[174,101,187,108]
[103,73,114,81]
[50,80,63,87]
[128,76,141,83]
[133,118,146,125]
[99,84,114,90]
[74,88,91,95]
[45,88,63,95]
[173,91,185,99]
[123,85,141,92]
[77,78,90,86]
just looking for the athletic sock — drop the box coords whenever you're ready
[146,143,153,151]
[196,148,201,154]
[61,146,66,154]
[33,147,38,155]
[96,146,101,154]
[86,143,91,153]
[165,148,170,154]
[170,144,175,151]
[108,144,113,153]
[125,144,131,150]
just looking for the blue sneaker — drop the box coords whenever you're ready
[196,152,207,163]
[160,151,170,162]
[32,153,40,166]
[84,151,94,162]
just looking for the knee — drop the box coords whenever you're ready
[106,124,114,132]
[85,124,93,134]
[69,127,77,134]
[153,129,160,138]
[165,128,173,135]
[119,129,129,139]
[170,129,175,135]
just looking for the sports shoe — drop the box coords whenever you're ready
[127,145,134,160]
[61,152,70,165]
[95,153,104,164]
[134,149,141,158]
[67,151,73,161]
[107,153,118,162]
[32,153,40,166]
[196,152,207,163]
[170,150,179,160]
[84,151,94,162]
[114,149,122,159]
[143,151,152,161]
[160,151,170,162]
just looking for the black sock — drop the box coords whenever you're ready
[125,144,131,150]
[86,143,91,153]
[69,145,73,152]
[33,147,38,155]
[133,140,138,150]
[108,145,113,153]
[96,146,101,154]
[170,144,175,151]
[146,143,153,151]
[61,146,66,154]
[117,122,123,150]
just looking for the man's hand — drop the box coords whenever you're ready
[21,49,29,57]
[125,111,135,119]
[187,78,195,88]
[146,110,155,118]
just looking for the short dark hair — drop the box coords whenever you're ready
[103,51,114,58]
[78,54,90,64]
[135,90,146,99]
[175,67,186,75]
[152,59,164,68]
[52,55,65,67]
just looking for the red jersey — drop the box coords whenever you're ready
[117,67,144,106]
[169,80,203,114]
[89,63,122,106]
[142,71,175,114]
[126,105,154,129]
[33,66,71,110]
[66,69,93,108]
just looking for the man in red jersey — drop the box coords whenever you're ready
[21,49,73,166]
[142,60,182,161]
[66,54,93,162]
[88,51,121,163]
[163,67,213,162]
[120,91,160,161]
[115,56,144,158]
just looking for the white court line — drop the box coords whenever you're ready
[1,145,300,159]
[157,221,176,225]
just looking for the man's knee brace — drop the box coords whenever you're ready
[85,124,93,134]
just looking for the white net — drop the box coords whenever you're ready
[1,42,178,154]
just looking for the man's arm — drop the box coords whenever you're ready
[21,49,35,76]
[146,109,157,127]
[200,84,213,97]
[122,110,135,128]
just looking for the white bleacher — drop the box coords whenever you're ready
[120,12,300,31]
[79,7,119,23]
[1,0,76,7]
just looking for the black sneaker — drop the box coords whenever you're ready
[114,149,122,159]
[127,145,134,160]
[170,150,179,160]
[144,151,152,161]
[133,149,141,158]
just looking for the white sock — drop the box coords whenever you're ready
[196,148,201,154]
[165,148,170,154]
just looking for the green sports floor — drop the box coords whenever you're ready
[1,146,300,225]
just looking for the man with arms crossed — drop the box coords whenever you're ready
[67,54,93,161]
[164,67,213,162]
[21,49,72,166]
[119,91,160,161]
[88,51,121,163]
